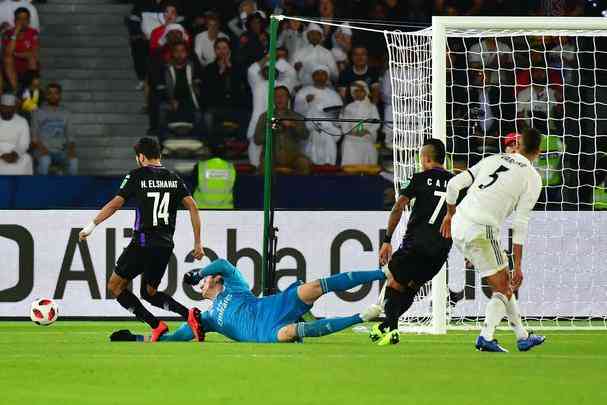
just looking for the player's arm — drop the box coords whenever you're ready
[440,169,476,238]
[184,259,250,292]
[379,195,409,265]
[80,172,136,241]
[78,196,125,241]
[510,173,542,289]
[182,195,204,260]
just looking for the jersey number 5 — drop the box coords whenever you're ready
[147,192,170,226]
[429,191,447,224]
[479,165,509,190]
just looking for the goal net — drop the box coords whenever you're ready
[386,17,607,332]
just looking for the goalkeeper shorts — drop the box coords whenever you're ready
[451,213,509,278]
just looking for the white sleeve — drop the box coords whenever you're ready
[16,120,31,156]
[446,170,474,205]
[28,5,40,31]
[247,62,261,87]
[293,89,308,116]
[194,34,204,65]
[512,172,542,245]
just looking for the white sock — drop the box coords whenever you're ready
[504,295,529,340]
[480,293,507,341]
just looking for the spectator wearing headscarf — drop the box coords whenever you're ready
[339,80,380,165]
[0,93,32,175]
[277,18,307,64]
[246,54,298,167]
[294,64,341,118]
[292,23,338,86]
[299,66,343,165]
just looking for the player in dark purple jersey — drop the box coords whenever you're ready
[79,137,204,341]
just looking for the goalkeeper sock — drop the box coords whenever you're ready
[116,289,159,329]
[504,295,529,340]
[381,287,415,331]
[319,270,385,294]
[158,323,195,342]
[296,315,362,338]
[480,292,507,341]
[143,291,189,320]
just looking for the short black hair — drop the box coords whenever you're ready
[520,127,542,154]
[14,7,30,19]
[422,138,446,164]
[162,1,177,12]
[47,82,62,93]
[214,37,230,50]
[134,137,161,159]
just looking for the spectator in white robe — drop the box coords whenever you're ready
[277,19,307,64]
[0,94,32,175]
[301,69,343,165]
[380,69,393,149]
[339,81,380,166]
[293,64,341,118]
[292,23,338,86]
[246,54,298,167]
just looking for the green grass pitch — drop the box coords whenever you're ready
[1,321,605,405]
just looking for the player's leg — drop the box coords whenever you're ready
[297,269,387,305]
[139,247,189,319]
[109,323,195,343]
[276,304,382,342]
[108,245,162,331]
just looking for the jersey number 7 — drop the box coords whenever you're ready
[147,192,170,226]
[478,165,509,190]
[429,191,447,224]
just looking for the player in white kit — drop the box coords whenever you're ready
[440,128,546,352]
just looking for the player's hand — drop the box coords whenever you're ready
[379,242,392,266]
[512,268,524,290]
[191,242,204,261]
[440,214,452,239]
[79,221,96,241]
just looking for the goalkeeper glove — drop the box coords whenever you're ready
[183,269,200,286]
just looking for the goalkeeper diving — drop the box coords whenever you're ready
[111,259,386,343]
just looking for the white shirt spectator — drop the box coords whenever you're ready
[517,84,559,130]
[339,81,380,166]
[467,38,512,68]
[304,92,343,165]
[194,30,228,66]
[0,0,39,31]
[0,104,33,175]
[380,70,393,148]
[292,23,338,86]
[294,84,342,118]
[246,58,298,167]
[278,25,307,63]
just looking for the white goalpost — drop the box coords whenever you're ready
[273,15,607,333]
[386,17,607,333]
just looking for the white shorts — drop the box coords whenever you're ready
[451,213,509,278]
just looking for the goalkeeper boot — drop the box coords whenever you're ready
[517,332,545,352]
[369,323,388,343]
[377,329,400,346]
[150,321,169,342]
[187,307,205,342]
[475,335,508,352]
[110,330,138,342]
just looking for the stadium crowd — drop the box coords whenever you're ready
[0,0,76,176]
[0,0,605,208]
